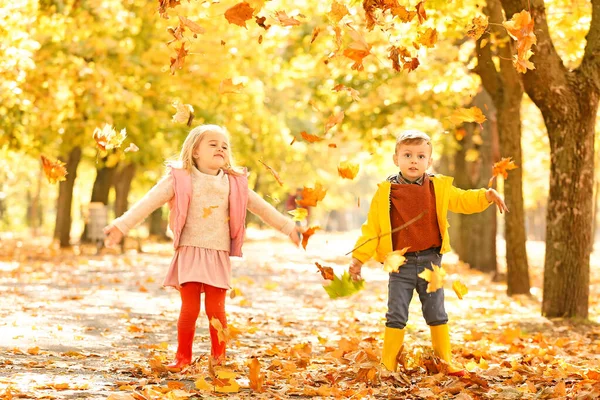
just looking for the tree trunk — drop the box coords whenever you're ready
[453,89,498,273]
[476,0,530,295]
[80,159,119,242]
[53,146,82,247]
[149,207,168,239]
[500,0,599,318]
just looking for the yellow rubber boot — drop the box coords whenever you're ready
[430,324,465,376]
[381,326,405,372]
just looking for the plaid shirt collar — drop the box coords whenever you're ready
[387,172,426,185]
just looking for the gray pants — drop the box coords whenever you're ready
[385,249,448,329]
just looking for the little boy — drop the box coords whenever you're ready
[349,130,508,375]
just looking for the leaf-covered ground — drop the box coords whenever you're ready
[1,231,599,399]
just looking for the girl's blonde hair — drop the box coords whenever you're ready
[176,124,244,176]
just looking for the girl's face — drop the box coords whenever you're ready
[192,131,230,174]
[393,142,432,181]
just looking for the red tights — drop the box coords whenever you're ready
[173,282,227,365]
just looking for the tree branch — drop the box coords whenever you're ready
[580,0,600,93]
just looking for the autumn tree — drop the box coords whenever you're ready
[499,0,598,317]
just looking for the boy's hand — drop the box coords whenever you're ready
[288,226,302,247]
[349,258,363,281]
[103,224,124,247]
[486,188,509,214]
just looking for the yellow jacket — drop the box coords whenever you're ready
[352,175,492,263]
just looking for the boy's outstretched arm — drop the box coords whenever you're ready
[485,188,509,214]
[348,188,382,281]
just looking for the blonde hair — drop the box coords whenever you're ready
[177,124,244,176]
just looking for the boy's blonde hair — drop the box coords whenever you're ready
[177,124,244,175]
[395,130,433,154]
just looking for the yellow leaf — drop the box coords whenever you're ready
[214,369,240,393]
[274,11,301,26]
[324,111,345,133]
[210,317,228,345]
[93,124,126,152]
[383,248,410,273]
[248,357,264,392]
[467,15,488,40]
[194,376,213,391]
[27,347,40,355]
[328,1,348,24]
[417,263,447,293]
[288,208,308,222]
[258,159,284,186]
[172,101,194,126]
[448,106,487,126]
[417,28,437,48]
[40,155,67,184]
[219,78,245,94]
[452,280,468,299]
[337,161,360,180]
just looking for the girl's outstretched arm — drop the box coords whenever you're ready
[247,189,297,242]
[104,175,174,246]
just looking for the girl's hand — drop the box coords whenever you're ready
[103,224,124,247]
[289,226,302,247]
[485,188,509,214]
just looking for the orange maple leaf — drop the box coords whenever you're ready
[315,262,335,280]
[258,159,284,186]
[302,226,321,250]
[404,57,419,72]
[392,6,416,23]
[343,24,372,71]
[248,357,264,392]
[224,2,255,28]
[300,131,325,143]
[488,157,518,187]
[415,1,427,24]
[328,1,349,24]
[219,78,245,94]
[275,10,301,26]
[337,161,360,180]
[297,183,327,207]
[324,111,344,133]
[40,155,67,184]
[158,0,181,19]
[310,26,321,43]
[178,15,205,37]
[332,84,360,101]
[448,106,487,126]
[417,28,438,48]
[503,10,536,59]
[467,15,488,40]
[169,42,188,74]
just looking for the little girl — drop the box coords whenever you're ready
[104,124,301,371]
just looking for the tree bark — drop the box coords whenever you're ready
[80,158,119,242]
[500,0,599,318]
[475,0,530,295]
[453,89,498,274]
[53,146,82,247]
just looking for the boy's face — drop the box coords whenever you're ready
[393,141,433,181]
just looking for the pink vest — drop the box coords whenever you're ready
[167,168,249,257]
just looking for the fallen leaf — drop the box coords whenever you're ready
[452,280,468,299]
[337,161,360,180]
[194,376,213,391]
[224,2,255,28]
[40,155,67,184]
[248,357,264,392]
[258,159,284,186]
[418,263,447,293]
[301,226,321,249]
[214,369,240,393]
[315,262,335,280]
[383,248,410,273]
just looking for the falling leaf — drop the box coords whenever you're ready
[323,271,365,299]
[328,143,337,148]
[448,106,487,126]
[124,143,139,153]
[158,0,181,19]
[343,25,372,71]
[332,84,360,101]
[418,263,447,293]
[275,10,301,26]
[288,208,308,222]
[418,28,438,48]
[488,157,518,187]
[300,131,325,143]
[513,52,536,73]
[258,35,263,44]
[255,16,270,30]
[301,226,321,250]
[229,288,242,299]
[310,27,321,43]
[315,262,335,280]
[415,1,427,24]
[203,206,219,218]
[219,78,245,94]
[297,183,327,207]
[224,2,255,28]
[40,156,67,184]
[172,101,195,126]
[383,248,410,273]
[328,1,348,24]
[337,161,360,180]
[452,280,468,299]
[455,128,467,141]
[404,57,420,72]
[467,15,488,40]
[248,358,264,392]
[392,6,416,23]
[93,124,127,152]
[324,111,344,133]
[210,317,228,345]
[169,42,188,74]
[258,159,284,186]
[178,15,205,36]
[503,11,536,61]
